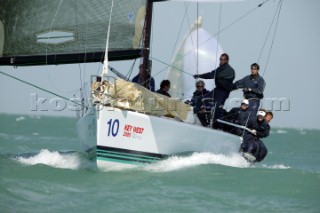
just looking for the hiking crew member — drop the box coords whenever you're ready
[241,110,270,162]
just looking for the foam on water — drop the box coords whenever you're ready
[84,152,252,173]
[15,116,26,122]
[144,152,251,172]
[99,162,138,172]
[13,149,291,173]
[276,129,288,134]
[15,149,94,170]
[260,164,290,169]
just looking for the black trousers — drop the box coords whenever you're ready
[197,112,210,127]
[248,99,261,118]
[241,133,268,162]
[212,87,230,129]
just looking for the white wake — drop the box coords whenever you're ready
[144,152,251,172]
[15,149,93,170]
[14,149,290,172]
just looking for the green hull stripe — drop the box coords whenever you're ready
[97,149,161,160]
[97,156,141,165]
[97,152,158,163]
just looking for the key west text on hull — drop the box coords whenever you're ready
[77,106,240,168]
[77,105,240,168]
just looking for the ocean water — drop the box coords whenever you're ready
[0,114,319,213]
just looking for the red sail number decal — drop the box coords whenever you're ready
[123,124,144,138]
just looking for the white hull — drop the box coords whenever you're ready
[76,109,97,160]
[77,106,241,169]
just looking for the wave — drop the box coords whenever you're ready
[15,116,26,122]
[12,150,291,172]
[96,152,251,172]
[143,153,291,172]
[260,164,290,169]
[143,152,251,172]
[140,152,291,172]
[14,149,95,170]
[276,129,288,134]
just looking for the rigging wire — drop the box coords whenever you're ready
[170,2,190,60]
[202,0,271,49]
[126,59,137,80]
[0,70,86,108]
[210,2,222,126]
[74,0,83,90]
[241,111,251,138]
[150,1,271,79]
[261,0,283,77]
[184,4,198,65]
[73,0,86,113]
[78,0,95,102]
[196,2,199,75]
[150,57,193,77]
[258,0,282,63]
[213,3,222,81]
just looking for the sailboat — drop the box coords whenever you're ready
[0,0,279,169]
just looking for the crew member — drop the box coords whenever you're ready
[156,80,171,97]
[233,63,266,117]
[193,53,235,129]
[132,64,155,92]
[241,109,269,162]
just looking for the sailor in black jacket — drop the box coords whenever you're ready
[190,80,212,126]
[224,99,251,135]
[156,80,171,97]
[233,63,266,116]
[193,53,235,129]
[241,110,270,162]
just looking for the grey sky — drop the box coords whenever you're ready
[0,0,319,129]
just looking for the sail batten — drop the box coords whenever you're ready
[0,0,146,66]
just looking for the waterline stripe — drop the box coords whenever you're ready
[97,152,158,163]
[97,146,167,159]
[97,154,153,164]
[97,156,139,165]
[97,149,162,160]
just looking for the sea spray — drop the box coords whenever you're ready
[15,149,95,170]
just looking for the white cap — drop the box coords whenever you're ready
[241,99,249,105]
[257,111,266,117]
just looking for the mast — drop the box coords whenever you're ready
[140,0,153,89]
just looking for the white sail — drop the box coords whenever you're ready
[165,17,223,100]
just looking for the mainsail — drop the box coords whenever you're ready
[0,0,146,65]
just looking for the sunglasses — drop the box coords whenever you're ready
[196,85,204,88]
